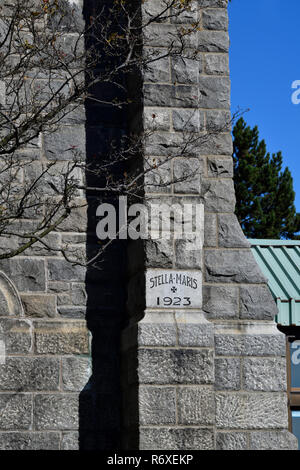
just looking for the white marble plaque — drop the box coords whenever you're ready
[146,269,202,309]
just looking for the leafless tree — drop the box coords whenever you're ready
[0,0,232,266]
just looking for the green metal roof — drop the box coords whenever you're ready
[249,239,300,326]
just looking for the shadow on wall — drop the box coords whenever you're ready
[78,0,129,450]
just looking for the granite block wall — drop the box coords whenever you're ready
[0,0,130,449]
[121,0,298,450]
[0,0,91,450]
[0,0,297,451]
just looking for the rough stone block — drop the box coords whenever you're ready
[173,157,202,194]
[203,285,239,319]
[57,293,71,306]
[171,1,199,24]
[202,9,228,31]
[144,24,179,48]
[57,306,86,319]
[218,214,250,248]
[198,76,230,109]
[175,85,199,108]
[47,281,70,294]
[177,387,215,425]
[138,323,177,347]
[62,357,92,391]
[61,432,79,450]
[177,319,214,347]
[144,56,170,83]
[24,162,82,198]
[0,258,46,292]
[0,235,19,258]
[249,431,298,450]
[144,84,176,107]
[25,233,62,257]
[58,201,87,232]
[0,432,60,450]
[204,213,217,247]
[142,0,171,22]
[144,157,172,194]
[140,427,214,450]
[243,358,287,392]
[70,283,87,305]
[199,0,228,6]
[61,233,86,245]
[144,108,170,131]
[202,179,236,212]
[138,348,214,385]
[171,56,201,84]
[197,31,229,53]
[0,319,32,354]
[216,392,289,429]
[215,358,241,390]
[21,294,57,318]
[145,131,182,156]
[60,106,86,126]
[139,386,176,425]
[175,240,202,268]
[144,23,197,49]
[145,239,173,268]
[44,126,85,160]
[34,394,79,430]
[173,109,204,132]
[215,333,286,357]
[216,432,248,450]
[34,320,89,354]
[198,133,233,156]
[207,156,233,177]
[240,285,277,320]
[204,249,266,283]
[205,53,229,75]
[52,32,85,61]
[145,196,203,237]
[0,394,32,430]
[48,259,85,282]
[0,357,59,391]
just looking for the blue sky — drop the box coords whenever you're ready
[229,0,300,211]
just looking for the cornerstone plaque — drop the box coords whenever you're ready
[146,269,202,309]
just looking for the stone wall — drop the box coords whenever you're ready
[0,0,297,451]
[121,0,298,450]
[0,0,131,450]
[0,0,91,450]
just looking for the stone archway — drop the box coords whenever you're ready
[0,271,24,317]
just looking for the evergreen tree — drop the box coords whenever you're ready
[232,117,300,239]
